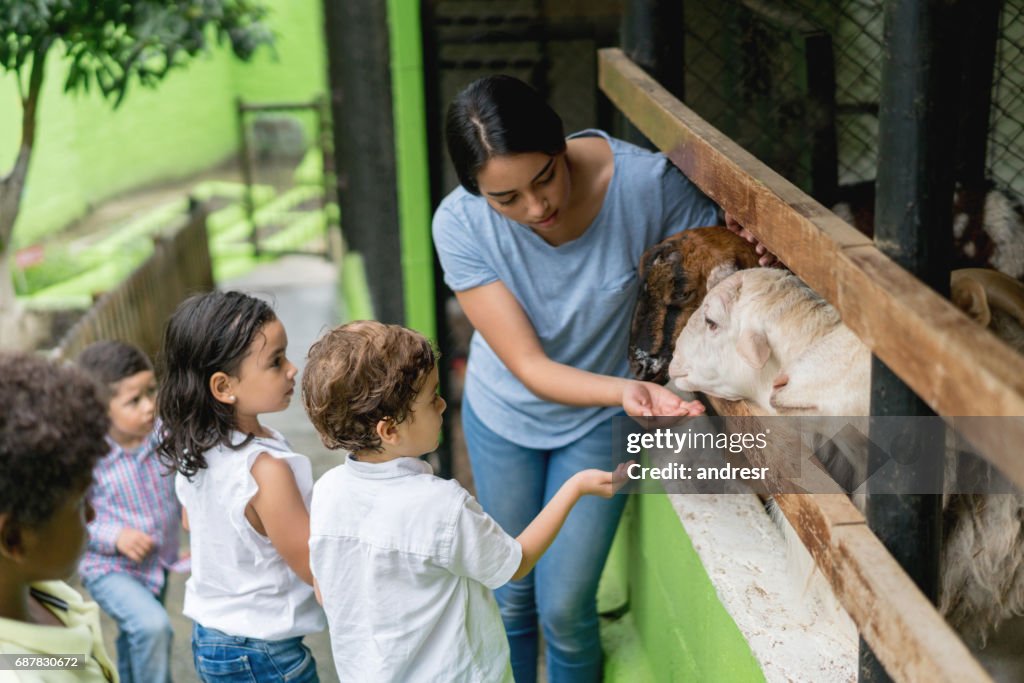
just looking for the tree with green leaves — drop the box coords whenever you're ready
[0,1,272,348]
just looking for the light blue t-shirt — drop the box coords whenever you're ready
[432,130,719,448]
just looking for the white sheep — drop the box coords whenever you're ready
[667,267,1024,651]
[668,267,869,416]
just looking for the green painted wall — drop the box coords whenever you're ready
[606,494,765,682]
[231,1,326,104]
[0,0,326,250]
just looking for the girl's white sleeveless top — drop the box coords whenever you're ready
[175,428,326,640]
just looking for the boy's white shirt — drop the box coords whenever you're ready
[310,455,520,683]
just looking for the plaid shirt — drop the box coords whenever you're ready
[78,428,181,596]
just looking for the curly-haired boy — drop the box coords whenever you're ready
[0,352,117,682]
[303,321,626,682]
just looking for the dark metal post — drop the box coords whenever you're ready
[316,94,339,253]
[236,97,259,256]
[948,0,1002,270]
[619,0,685,148]
[322,0,405,324]
[805,32,839,206]
[953,0,1002,191]
[420,0,453,480]
[862,0,961,680]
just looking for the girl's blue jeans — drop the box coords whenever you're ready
[461,398,628,683]
[191,623,318,682]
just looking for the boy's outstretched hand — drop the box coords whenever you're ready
[512,462,637,580]
[572,462,635,499]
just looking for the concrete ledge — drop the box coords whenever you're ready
[666,492,856,682]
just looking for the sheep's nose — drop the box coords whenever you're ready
[673,376,692,391]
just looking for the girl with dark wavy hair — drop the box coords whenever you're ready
[157,290,325,682]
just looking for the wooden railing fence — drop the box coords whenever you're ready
[599,47,1024,683]
[54,203,214,362]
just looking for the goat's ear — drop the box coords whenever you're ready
[737,329,770,369]
[952,277,992,327]
[707,261,739,291]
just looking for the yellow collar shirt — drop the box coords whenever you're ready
[0,581,117,682]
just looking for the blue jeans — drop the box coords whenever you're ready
[83,572,173,683]
[461,399,629,683]
[191,623,318,682]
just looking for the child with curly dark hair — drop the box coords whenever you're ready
[76,340,180,683]
[303,321,628,683]
[0,352,117,682]
[157,291,325,683]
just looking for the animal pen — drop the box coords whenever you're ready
[331,0,1024,678]
[597,4,1024,683]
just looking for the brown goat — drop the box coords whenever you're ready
[628,226,760,383]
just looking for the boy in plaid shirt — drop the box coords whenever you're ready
[76,341,181,683]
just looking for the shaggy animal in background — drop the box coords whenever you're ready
[667,266,1024,648]
[942,269,1024,645]
[629,226,760,383]
[832,181,1024,281]
[952,268,1024,353]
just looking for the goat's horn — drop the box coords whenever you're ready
[952,268,1024,328]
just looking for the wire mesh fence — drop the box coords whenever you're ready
[682,0,1023,208]
[991,0,1024,201]
[682,0,882,202]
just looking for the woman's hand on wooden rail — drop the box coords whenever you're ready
[622,380,705,418]
[724,212,779,267]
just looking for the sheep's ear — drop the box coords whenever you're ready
[704,289,731,323]
[737,329,770,369]
[707,261,739,291]
[952,277,991,327]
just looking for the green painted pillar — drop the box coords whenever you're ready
[387,0,436,341]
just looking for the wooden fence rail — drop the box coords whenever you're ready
[54,204,214,362]
[598,48,1003,683]
[599,48,1024,491]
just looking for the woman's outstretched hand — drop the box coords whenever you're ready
[724,212,778,267]
[622,380,705,418]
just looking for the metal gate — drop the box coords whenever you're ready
[236,96,338,258]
